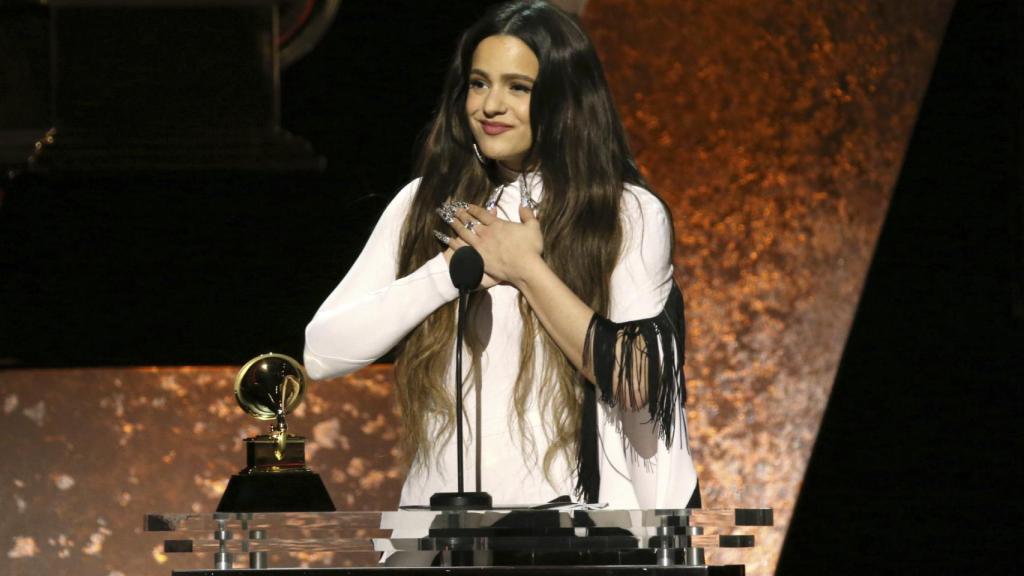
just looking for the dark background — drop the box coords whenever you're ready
[0,0,503,367]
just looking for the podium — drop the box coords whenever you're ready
[144,507,773,574]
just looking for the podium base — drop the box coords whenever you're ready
[429,491,493,510]
[217,471,336,512]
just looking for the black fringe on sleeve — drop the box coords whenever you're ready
[575,282,687,503]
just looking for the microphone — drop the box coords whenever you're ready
[430,244,492,510]
[449,246,484,292]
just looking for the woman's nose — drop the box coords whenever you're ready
[482,90,505,116]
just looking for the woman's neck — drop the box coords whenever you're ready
[495,161,522,183]
[496,160,539,183]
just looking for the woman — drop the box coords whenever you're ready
[305,0,698,510]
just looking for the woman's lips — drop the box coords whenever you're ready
[480,121,513,136]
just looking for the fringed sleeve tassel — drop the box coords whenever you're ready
[575,283,687,503]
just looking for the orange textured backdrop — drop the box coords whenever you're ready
[582,0,952,573]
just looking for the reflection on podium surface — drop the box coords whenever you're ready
[145,507,773,572]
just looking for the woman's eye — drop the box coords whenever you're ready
[469,79,487,90]
[511,83,532,94]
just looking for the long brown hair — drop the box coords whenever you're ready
[393,1,654,479]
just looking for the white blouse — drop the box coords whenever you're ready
[304,175,697,510]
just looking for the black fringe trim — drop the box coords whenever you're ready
[577,381,600,503]
[575,283,687,503]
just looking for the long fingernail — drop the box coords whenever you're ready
[432,229,451,245]
[437,201,470,224]
[436,205,455,224]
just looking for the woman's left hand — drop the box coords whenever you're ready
[451,203,544,286]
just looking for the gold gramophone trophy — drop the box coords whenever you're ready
[216,353,335,512]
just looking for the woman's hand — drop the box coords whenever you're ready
[437,203,503,290]
[447,202,595,379]
[442,237,501,290]
[450,203,544,287]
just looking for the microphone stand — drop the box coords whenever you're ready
[429,247,493,510]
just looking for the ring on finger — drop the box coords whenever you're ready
[465,219,480,232]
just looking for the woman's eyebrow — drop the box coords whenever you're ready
[502,73,535,83]
[470,68,535,83]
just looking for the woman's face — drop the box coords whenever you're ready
[465,35,539,172]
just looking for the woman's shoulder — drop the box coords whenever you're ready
[396,177,425,201]
[620,182,671,229]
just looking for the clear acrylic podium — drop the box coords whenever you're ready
[145,507,773,574]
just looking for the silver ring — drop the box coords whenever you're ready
[465,219,479,232]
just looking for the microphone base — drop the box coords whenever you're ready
[429,491,493,510]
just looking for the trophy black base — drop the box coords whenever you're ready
[217,471,336,513]
[430,491,493,510]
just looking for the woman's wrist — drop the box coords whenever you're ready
[508,252,595,375]
[509,252,548,290]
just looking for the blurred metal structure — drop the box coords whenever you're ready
[0,0,48,178]
[27,0,327,173]
[278,0,342,70]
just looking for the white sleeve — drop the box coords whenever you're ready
[607,186,697,509]
[607,186,674,323]
[303,180,460,380]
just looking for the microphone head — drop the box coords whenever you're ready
[449,246,484,291]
